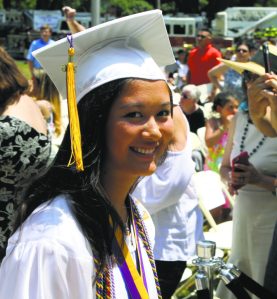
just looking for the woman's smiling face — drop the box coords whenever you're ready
[104,79,174,179]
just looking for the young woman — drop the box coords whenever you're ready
[133,100,204,299]
[0,47,50,259]
[208,41,256,102]
[0,11,175,299]
[204,91,239,173]
[216,45,277,299]
[204,92,239,222]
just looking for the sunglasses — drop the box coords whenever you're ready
[236,48,249,53]
[197,34,209,39]
[181,93,190,99]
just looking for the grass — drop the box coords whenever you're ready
[15,60,31,80]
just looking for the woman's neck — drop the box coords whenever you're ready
[183,103,198,115]
[101,171,137,222]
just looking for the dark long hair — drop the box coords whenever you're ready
[14,78,131,268]
[212,91,235,112]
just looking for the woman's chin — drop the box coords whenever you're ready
[137,164,157,177]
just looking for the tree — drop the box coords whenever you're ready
[1,0,36,9]
[35,0,82,10]
[108,0,153,16]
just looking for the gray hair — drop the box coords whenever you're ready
[182,84,201,102]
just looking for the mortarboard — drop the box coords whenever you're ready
[33,10,175,171]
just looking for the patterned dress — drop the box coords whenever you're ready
[0,115,50,253]
[223,68,245,103]
[204,130,228,173]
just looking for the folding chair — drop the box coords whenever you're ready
[173,170,233,299]
[192,170,234,251]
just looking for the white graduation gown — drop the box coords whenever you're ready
[0,195,158,299]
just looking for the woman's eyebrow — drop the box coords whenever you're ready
[119,101,171,110]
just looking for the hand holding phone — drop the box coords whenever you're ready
[262,42,271,73]
[231,151,249,190]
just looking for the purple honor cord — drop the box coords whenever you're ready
[112,217,149,298]
[132,204,148,293]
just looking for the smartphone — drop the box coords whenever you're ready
[262,42,271,73]
[232,151,249,172]
[232,151,249,189]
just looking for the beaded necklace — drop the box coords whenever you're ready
[94,198,162,299]
[239,117,266,157]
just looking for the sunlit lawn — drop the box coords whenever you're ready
[15,60,31,80]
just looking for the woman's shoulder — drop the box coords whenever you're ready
[132,197,152,223]
[206,116,219,127]
[7,195,92,258]
[131,196,155,246]
[0,113,49,149]
[3,94,48,135]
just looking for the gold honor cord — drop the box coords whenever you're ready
[114,226,149,298]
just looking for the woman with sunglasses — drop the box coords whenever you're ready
[216,45,277,299]
[247,73,277,297]
[179,84,206,134]
[208,41,256,102]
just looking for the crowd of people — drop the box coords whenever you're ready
[0,5,277,299]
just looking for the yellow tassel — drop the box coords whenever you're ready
[66,46,84,171]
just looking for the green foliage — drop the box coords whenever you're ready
[1,0,36,9]
[161,2,175,15]
[109,0,153,16]
[199,0,209,10]
[267,0,277,5]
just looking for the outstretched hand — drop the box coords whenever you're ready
[62,6,76,19]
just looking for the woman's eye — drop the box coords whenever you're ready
[124,111,142,118]
[157,110,170,117]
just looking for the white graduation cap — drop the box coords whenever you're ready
[32,10,175,172]
[33,9,175,103]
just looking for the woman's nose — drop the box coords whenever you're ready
[142,117,162,139]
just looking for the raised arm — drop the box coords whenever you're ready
[208,63,229,100]
[62,6,86,34]
[248,74,277,137]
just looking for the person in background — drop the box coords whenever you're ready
[187,28,222,86]
[222,46,235,60]
[35,72,62,138]
[247,69,277,297]
[179,84,206,134]
[174,49,189,90]
[26,24,55,97]
[34,72,64,161]
[204,92,239,173]
[216,44,277,299]
[204,92,239,222]
[0,11,176,298]
[132,95,203,299]
[0,47,50,260]
[208,41,256,102]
